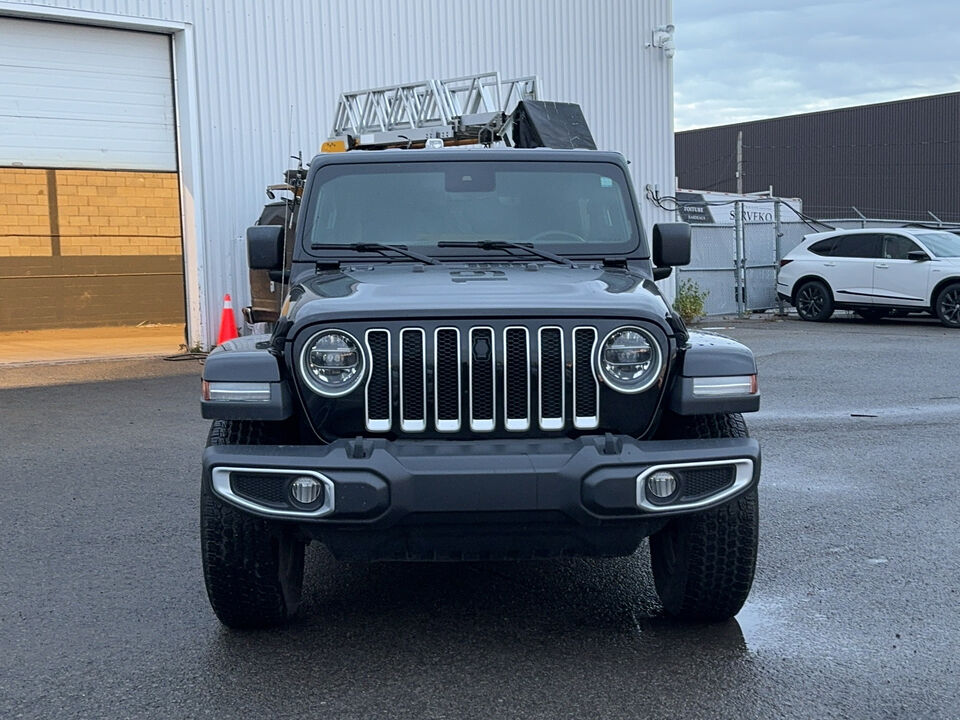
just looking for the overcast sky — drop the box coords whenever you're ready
[672,0,960,130]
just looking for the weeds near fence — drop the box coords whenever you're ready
[674,279,709,324]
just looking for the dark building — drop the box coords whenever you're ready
[675,92,960,223]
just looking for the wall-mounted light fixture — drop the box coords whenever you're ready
[650,24,676,59]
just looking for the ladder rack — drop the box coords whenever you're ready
[328,71,538,150]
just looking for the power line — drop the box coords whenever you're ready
[645,187,833,231]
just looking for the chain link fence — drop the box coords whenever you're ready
[676,202,959,316]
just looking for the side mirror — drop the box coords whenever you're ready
[247,225,284,270]
[907,250,930,262]
[652,267,673,281]
[652,222,692,267]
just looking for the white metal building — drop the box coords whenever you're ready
[0,0,677,347]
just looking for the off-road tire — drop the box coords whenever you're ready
[650,413,758,621]
[794,280,834,322]
[201,419,305,629]
[934,282,960,328]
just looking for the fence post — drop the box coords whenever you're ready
[774,199,785,316]
[734,201,745,317]
[852,206,867,229]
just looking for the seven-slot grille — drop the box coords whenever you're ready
[363,325,600,433]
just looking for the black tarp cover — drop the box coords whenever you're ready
[510,101,597,150]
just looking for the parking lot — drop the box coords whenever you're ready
[1,315,958,719]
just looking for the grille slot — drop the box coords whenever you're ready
[679,466,735,500]
[231,473,288,507]
[399,328,426,432]
[538,327,564,430]
[469,327,495,432]
[362,323,603,434]
[365,330,391,431]
[434,327,461,432]
[504,326,530,431]
[573,327,599,429]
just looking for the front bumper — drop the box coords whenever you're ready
[203,434,760,528]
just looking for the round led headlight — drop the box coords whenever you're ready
[597,326,662,393]
[299,329,365,397]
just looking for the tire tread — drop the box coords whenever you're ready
[650,412,758,621]
[201,419,304,629]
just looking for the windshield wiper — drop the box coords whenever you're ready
[436,240,575,267]
[312,242,443,265]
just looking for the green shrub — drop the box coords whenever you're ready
[673,279,708,324]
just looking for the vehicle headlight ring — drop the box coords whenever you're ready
[298,328,366,397]
[596,325,663,394]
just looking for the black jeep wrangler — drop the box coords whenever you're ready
[200,149,761,628]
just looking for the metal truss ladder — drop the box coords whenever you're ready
[329,71,538,149]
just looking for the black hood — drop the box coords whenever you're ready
[282,262,675,334]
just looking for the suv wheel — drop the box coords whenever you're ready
[201,419,305,629]
[650,413,759,621]
[794,280,834,322]
[934,282,960,328]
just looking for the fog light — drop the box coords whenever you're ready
[645,470,678,500]
[290,476,323,506]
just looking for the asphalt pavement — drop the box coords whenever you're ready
[1,314,958,719]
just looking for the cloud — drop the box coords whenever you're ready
[673,0,960,129]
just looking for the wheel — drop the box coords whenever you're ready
[855,308,890,322]
[794,280,834,321]
[934,282,960,328]
[201,419,305,629]
[650,413,759,621]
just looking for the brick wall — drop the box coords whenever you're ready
[55,170,183,256]
[0,168,185,330]
[0,168,51,257]
[0,168,182,257]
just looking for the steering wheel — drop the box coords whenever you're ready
[525,230,587,243]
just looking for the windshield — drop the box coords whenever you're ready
[914,231,960,258]
[302,161,642,257]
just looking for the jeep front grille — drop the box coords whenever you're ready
[538,326,564,430]
[573,327,599,429]
[434,327,461,432]
[363,324,600,434]
[399,328,426,432]
[364,330,391,432]
[468,327,495,431]
[504,326,530,431]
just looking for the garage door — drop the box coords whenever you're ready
[0,17,185,331]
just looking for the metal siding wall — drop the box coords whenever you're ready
[5,0,675,343]
[676,93,960,224]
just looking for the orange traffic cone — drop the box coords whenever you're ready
[216,294,239,345]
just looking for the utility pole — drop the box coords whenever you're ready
[736,130,743,195]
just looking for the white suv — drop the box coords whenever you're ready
[776,228,960,327]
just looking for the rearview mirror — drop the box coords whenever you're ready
[907,250,930,262]
[247,225,284,270]
[652,222,692,267]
